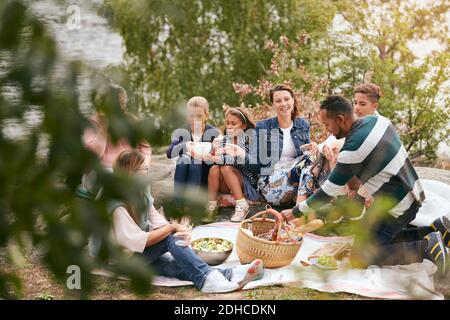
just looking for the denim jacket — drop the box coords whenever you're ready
[254,117,310,175]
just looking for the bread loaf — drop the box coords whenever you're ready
[294,219,324,234]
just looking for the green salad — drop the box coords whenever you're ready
[317,255,338,268]
[192,238,233,252]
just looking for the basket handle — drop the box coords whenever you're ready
[274,220,300,242]
[282,221,295,240]
[249,205,284,222]
[273,219,283,242]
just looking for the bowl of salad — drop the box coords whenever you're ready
[191,238,234,265]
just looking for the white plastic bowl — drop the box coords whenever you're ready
[193,142,212,155]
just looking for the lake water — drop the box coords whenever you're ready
[30,0,125,110]
[2,0,125,141]
[30,0,124,68]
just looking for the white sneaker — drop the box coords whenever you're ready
[231,203,250,222]
[201,270,240,293]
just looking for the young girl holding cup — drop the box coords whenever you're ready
[204,107,260,223]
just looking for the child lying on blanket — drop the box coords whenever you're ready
[110,150,265,293]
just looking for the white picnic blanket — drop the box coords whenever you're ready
[411,180,450,226]
[93,179,449,299]
[143,222,441,300]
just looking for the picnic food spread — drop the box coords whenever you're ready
[308,242,352,260]
[255,229,302,243]
[236,207,304,268]
[191,237,234,266]
[317,255,338,268]
[191,238,233,252]
[306,243,352,270]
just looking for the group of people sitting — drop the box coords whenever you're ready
[168,84,380,223]
[81,82,450,294]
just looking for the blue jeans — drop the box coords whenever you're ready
[174,156,211,207]
[137,234,233,289]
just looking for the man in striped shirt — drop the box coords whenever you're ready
[281,96,449,277]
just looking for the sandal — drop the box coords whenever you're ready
[231,204,250,223]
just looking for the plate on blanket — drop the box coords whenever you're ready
[309,256,341,270]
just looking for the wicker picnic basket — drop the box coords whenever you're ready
[236,207,303,269]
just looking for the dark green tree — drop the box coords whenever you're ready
[102,0,336,123]
[337,0,450,160]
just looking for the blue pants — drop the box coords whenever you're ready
[137,234,232,289]
[174,156,211,207]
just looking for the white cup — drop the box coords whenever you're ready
[193,142,212,156]
[173,231,191,247]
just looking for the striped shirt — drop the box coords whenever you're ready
[294,115,425,220]
[217,133,259,187]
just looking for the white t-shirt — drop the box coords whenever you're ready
[279,124,297,164]
[149,205,169,229]
[192,133,202,143]
[112,205,169,254]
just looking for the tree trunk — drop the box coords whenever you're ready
[377,43,387,61]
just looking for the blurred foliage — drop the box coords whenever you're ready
[0,0,448,300]
[0,0,191,299]
[338,0,450,160]
[230,35,331,143]
[313,195,398,269]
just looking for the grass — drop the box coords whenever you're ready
[1,250,366,300]
[2,248,449,300]
[2,197,450,300]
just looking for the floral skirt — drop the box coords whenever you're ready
[298,153,330,197]
[257,156,307,206]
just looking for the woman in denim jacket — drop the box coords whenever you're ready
[254,84,316,206]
